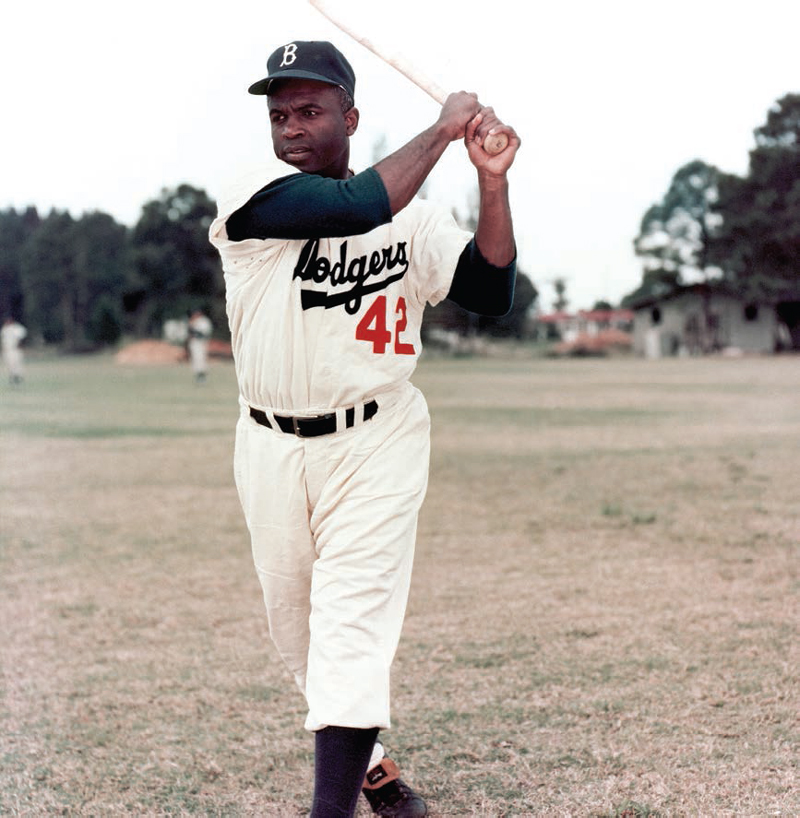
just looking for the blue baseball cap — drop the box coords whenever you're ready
[248,40,356,98]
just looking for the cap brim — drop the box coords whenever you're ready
[248,70,345,96]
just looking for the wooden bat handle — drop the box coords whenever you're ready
[482,132,509,155]
[308,0,509,155]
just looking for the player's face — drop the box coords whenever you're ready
[268,80,359,179]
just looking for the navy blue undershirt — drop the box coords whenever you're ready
[226,168,516,316]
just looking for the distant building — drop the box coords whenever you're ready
[628,284,793,357]
[532,308,634,356]
[534,308,634,343]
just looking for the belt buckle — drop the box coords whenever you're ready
[292,416,305,437]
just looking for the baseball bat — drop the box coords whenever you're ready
[307,0,509,155]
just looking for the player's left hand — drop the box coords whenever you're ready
[465,108,520,173]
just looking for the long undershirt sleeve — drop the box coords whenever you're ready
[225,167,516,317]
[226,168,392,240]
[449,240,517,317]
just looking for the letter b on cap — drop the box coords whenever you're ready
[281,43,298,67]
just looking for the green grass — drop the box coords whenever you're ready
[1,350,798,816]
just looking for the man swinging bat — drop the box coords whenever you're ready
[209,39,520,817]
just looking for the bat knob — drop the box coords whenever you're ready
[484,132,509,155]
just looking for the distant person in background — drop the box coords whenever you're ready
[187,309,213,382]
[1,317,27,385]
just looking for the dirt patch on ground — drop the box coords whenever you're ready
[551,328,634,356]
[114,339,232,364]
[114,340,186,365]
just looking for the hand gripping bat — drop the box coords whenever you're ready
[308,0,509,155]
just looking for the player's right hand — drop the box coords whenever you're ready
[438,92,482,142]
[465,108,520,173]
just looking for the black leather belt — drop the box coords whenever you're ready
[249,400,378,438]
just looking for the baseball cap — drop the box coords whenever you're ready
[248,40,356,98]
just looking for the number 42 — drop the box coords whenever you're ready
[355,295,415,355]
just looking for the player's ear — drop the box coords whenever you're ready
[345,107,359,137]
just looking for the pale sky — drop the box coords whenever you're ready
[2,0,797,310]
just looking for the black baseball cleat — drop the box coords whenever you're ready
[362,758,428,817]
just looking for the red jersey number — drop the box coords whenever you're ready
[356,295,416,355]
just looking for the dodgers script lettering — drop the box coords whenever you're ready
[293,238,410,314]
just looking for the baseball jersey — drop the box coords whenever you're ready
[189,314,213,339]
[210,161,511,413]
[1,322,26,353]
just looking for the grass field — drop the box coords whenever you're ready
[1,350,798,817]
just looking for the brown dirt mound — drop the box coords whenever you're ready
[208,339,233,359]
[114,340,187,365]
[552,328,633,357]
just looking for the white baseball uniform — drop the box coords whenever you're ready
[1,320,27,382]
[210,161,489,732]
[187,312,213,378]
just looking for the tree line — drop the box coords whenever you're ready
[0,185,223,351]
[625,92,800,311]
[0,183,536,352]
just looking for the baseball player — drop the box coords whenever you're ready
[209,40,519,817]
[1,317,27,385]
[187,309,213,382]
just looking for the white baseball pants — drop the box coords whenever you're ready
[233,383,430,732]
[188,338,209,374]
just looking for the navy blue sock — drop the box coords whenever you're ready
[310,725,380,817]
